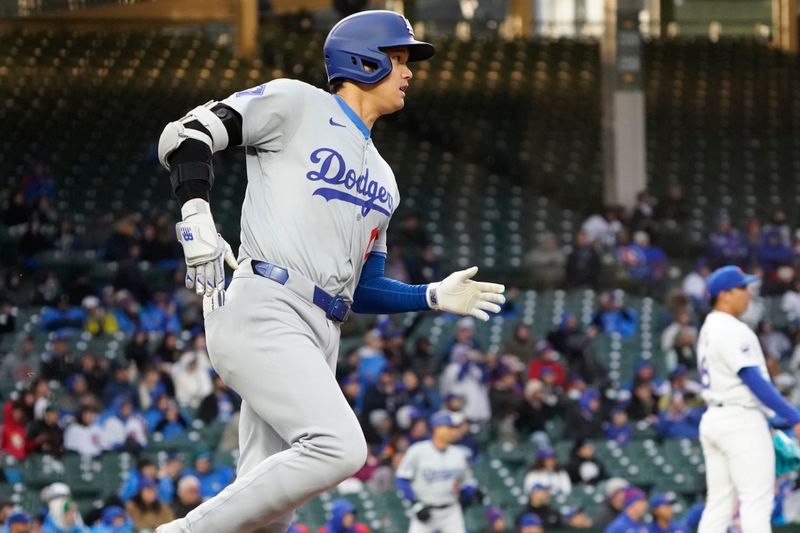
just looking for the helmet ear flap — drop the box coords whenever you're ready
[325,46,393,84]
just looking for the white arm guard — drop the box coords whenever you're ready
[157,101,230,170]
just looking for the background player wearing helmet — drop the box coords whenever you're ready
[154,10,505,533]
[697,266,800,533]
[395,413,482,533]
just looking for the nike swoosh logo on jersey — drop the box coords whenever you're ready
[329,117,346,128]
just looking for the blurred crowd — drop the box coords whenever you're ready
[523,187,800,302]
[2,167,800,532]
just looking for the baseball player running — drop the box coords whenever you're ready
[697,265,800,533]
[154,10,505,533]
[396,413,481,533]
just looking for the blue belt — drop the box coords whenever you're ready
[250,260,351,322]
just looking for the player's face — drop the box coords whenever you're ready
[373,47,412,114]
[653,505,673,521]
[434,424,457,444]
[629,500,648,520]
[730,286,751,314]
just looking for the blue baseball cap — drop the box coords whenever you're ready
[707,265,759,297]
[623,487,647,509]
[102,505,125,524]
[518,513,543,526]
[529,483,549,494]
[7,512,30,525]
[670,365,688,380]
[536,447,556,460]
[485,506,504,523]
[430,412,456,429]
[650,493,674,509]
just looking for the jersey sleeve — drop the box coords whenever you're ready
[724,327,765,374]
[220,78,308,150]
[395,444,419,480]
[461,458,476,487]
[370,189,398,255]
[370,226,389,255]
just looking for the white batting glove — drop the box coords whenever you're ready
[426,266,506,321]
[176,198,238,297]
[203,288,226,319]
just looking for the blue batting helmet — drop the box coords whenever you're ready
[324,10,435,84]
[430,412,456,429]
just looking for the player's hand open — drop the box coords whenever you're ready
[426,266,505,321]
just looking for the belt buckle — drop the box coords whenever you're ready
[326,295,351,322]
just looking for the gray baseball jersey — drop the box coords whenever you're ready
[396,440,475,506]
[220,79,398,301]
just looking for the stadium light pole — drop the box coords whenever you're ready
[601,0,647,209]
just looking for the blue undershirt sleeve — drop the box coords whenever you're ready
[351,252,431,314]
[395,477,417,502]
[739,366,800,426]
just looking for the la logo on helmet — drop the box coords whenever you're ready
[404,17,414,37]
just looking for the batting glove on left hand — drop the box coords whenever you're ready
[426,266,506,321]
[410,502,432,522]
[176,199,238,297]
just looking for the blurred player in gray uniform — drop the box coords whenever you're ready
[395,412,482,533]
[154,10,505,533]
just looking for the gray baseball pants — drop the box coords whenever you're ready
[158,263,367,533]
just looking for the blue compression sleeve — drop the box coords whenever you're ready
[739,366,800,426]
[396,477,417,502]
[351,252,431,314]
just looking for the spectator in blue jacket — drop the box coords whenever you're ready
[605,487,648,533]
[101,361,138,410]
[138,293,181,335]
[604,405,632,446]
[316,499,372,533]
[1,511,31,533]
[184,450,234,500]
[707,213,749,268]
[516,512,544,533]
[153,399,190,440]
[656,393,703,440]
[88,506,133,533]
[648,494,687,533]
[119,460,147,501]
[591,292,638,338]
[41,296,85,334]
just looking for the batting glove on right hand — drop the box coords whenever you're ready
[411,502,432,522]
[426,266,506,321]
[176,199,238,297]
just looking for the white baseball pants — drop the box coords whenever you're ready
[698,406,775,533]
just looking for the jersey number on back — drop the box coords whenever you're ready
[699,354,711,389]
